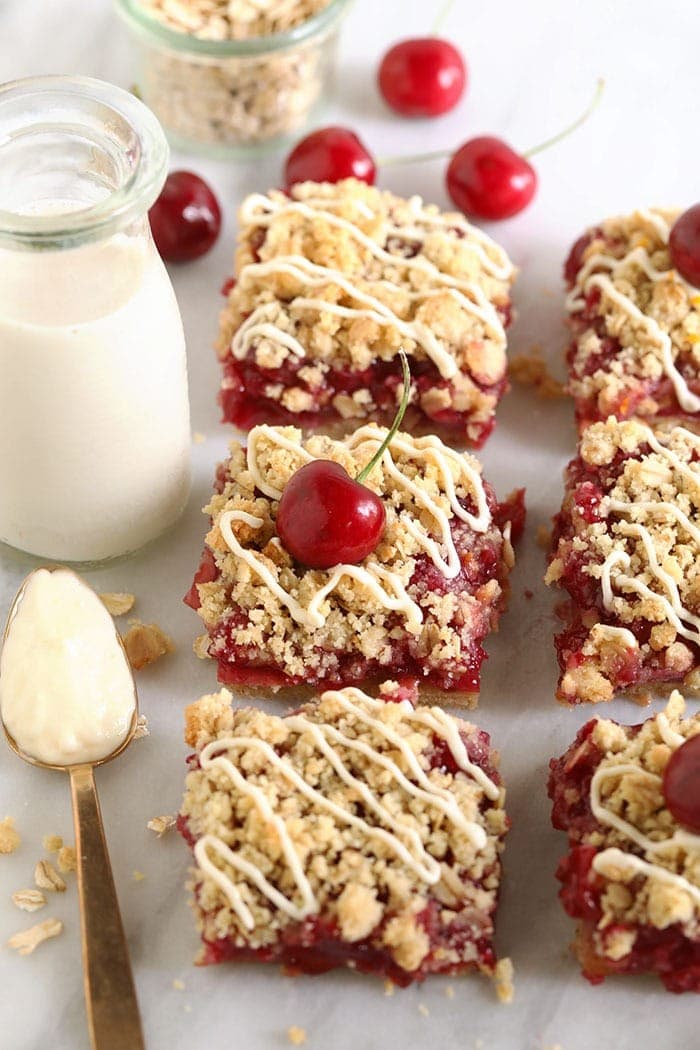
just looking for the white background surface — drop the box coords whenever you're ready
[1,0,699,1047]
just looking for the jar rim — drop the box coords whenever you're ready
[115,0,351,56]
[0,75,169,249]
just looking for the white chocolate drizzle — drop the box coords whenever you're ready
[598,424,700,644]
[217,425,492,629]
[233,192,512,380]
[567,209,700,412]
[194,687,499,930]
[589,734,700,910]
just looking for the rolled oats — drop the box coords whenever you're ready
[7,917,63,955]
[34,860,67,893]
[11,889,47,913]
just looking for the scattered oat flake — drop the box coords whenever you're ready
[494,957,514,1004]
[445,985,454,999]
[123,622,175,671]
[147,815,176,837]
[34,860,66,893]
[418,1004,430,1018]
[0,817,20,855]
[287,1027,307,1047]
[509,349,565,399]
[7,917,63,955]
[133,870,146,882]
[12,889,46,913]
[57,846,77,874]
[100,592,136,616]
[172,978,185,990]
[134,715,150,740]
[383,979,395,996]
[193,431,207,444]
[42,834,63,854]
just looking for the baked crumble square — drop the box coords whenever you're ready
[564,207,700,430]
[548,692,700,992]
[178,680,510,988]
[546,417,700,705]
[185,423,524,705]
[216,178,515,448]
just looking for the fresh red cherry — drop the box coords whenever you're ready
[276,460,386,568]
[669,204,700,288]
[149,171,221,262]
[276,352,410,569]
[446,137,536,221]
[284,127,376,190]
[378,38,466,117]
[662,733,700,833]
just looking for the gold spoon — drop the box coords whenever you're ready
[1,567,145,1050]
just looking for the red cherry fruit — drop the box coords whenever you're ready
[669,204,700,288]
[276,460,386,569]
[149,171,221,262]
[378,38,466,117]
[276,352,411,569]
[662,733,700,833]
[446,137,536,221]
[284,127,376,190]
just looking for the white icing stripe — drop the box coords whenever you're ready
[194,688,498,928]
[567,210,700,412]
[588,623,638,648]
[240,191,514,282]
[218,510,423,633]
[593,848,700,908]
[657,712,686,748]
[232,252,504,381]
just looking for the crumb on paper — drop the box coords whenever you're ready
[100,592,136,616]
[147,815,176,838]
[536,524,552,550]
[509,348,565,399]
[193,431,207,444]
[524,588,534,600]
[172,978,185,990]
[383,979,395,996]
[34,860,66,893]
[12,889,46,913]
[134,715,150,740]
[7,917,63,955]
[56,846,76,874]
[418,1003,430,1017]
[123,622,175,671]
[133,870,146,882]
[287,1027,307,1047]
[494,957,514,1004]
[0,817,20,855]
[445,985,454,999]
[42,834,63,854]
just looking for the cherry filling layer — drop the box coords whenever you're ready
[548,722,700,993]
[219,347,508,449]
[186,490,524,696]
[178,720,504,985]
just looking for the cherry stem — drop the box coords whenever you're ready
[376,78,605,170]
[356,351,411,484]
[522,78,605,159]
[431,0,456,35]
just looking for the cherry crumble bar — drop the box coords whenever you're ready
[178,681,511,991]
[564,207,700,431]
[546,417,700,705]
[548,693,700,992]
[185,423,524,705]
[216,178,516,447]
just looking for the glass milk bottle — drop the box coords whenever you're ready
[0,76,191,562]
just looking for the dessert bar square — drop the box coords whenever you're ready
[548,692,700,992]
[564,207,700,430]
[216,178,515,447]
[179,681,511,989]
[546,417,700,705]
[185,423,524,705]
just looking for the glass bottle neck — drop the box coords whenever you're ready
[0,75,169,251]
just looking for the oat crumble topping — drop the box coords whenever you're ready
[123,621,175,670]
[180,685,508,979]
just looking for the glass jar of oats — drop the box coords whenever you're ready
[115,0,351,156]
